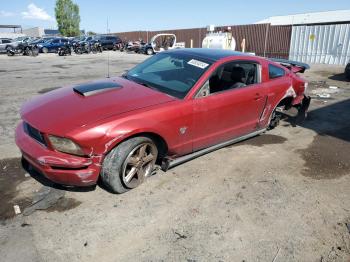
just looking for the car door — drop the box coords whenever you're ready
[100,36,107,48]
[106,36,114,49]
[50,39,60,51]
[192,60,268,151]
[60,38,69,47]
[0,39,11,52]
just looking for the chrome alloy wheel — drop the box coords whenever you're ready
[122,142,157,188]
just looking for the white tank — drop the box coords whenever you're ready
[202,32,236,50]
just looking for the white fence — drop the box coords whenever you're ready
[289,23,350,65]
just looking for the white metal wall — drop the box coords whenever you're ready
[289,23,350,65]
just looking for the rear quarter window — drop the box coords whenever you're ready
[269,64,285,79]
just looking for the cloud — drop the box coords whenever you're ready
[0,10,15,17]
[21,3,53,21]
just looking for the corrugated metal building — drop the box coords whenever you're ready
[256,10,350,25]
[257,10,350,65]
[290,24,350,65]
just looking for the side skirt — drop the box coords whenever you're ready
[161,128,267,171]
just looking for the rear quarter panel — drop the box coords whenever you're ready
[258,60,294,127]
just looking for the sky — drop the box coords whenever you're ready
[0,0,349,33]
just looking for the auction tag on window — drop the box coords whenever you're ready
[187,59,209,69]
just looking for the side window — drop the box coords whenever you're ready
[61,39,68,43]
[203,61,260,96]
[3,39,11,43]
[269,64,285,79]
[52,39,59,43]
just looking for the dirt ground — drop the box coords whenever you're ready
[0,52,349,262]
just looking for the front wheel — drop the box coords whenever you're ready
[42,47,48,53]
[101,137,158,194]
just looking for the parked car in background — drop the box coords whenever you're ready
[29,37,56,46]
[345,62,350,80]
[1,36,35,53]
[15,49,311,194]
[0,38,12,53]
[93,35,122,50]
[38,38,70,53]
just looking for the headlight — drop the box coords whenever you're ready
[48,135,84,156]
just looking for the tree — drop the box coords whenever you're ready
[55,0,80,37]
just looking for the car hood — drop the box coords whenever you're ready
[21,77,175,134]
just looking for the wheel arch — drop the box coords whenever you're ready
[104,131,169,161]
[262,95,294,129]
[276,96,293,110]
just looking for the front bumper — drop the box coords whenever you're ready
[15,121,102,186]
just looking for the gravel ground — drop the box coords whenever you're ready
[0,52,349,262]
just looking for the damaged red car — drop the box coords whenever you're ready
[15,49,310,193]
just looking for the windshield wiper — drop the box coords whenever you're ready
[136,81,156,90]
[124,75,158,91]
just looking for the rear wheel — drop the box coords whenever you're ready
[268,108,282,130]
[101,137,158,194]
[146,48,153,55]
[6,47,14,56]
[26,47,33,56]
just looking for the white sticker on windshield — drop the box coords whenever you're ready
[187,59,209,69]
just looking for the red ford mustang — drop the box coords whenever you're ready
[15,49,310,193]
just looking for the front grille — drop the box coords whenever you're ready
[23,122,47,146]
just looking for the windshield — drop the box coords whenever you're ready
[126,52,212,99]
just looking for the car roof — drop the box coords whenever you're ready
[164,48,251,62]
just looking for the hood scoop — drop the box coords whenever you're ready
[73,81,122,97]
